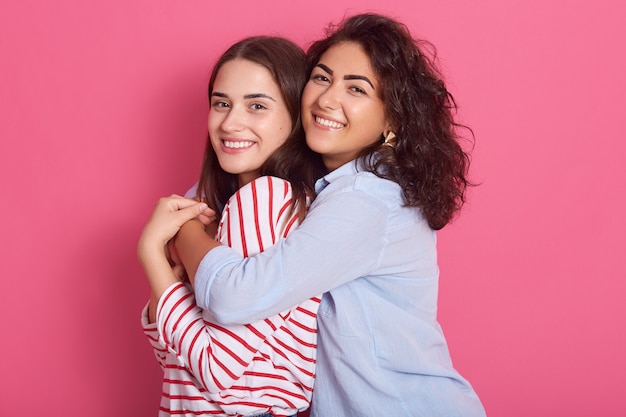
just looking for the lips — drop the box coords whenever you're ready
[315,115,345,129]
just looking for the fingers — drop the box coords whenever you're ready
[197,212,217,225]
[179,200,208,216]
[158,196,215,219]
[140,195,216,253]
[158,195,201,211]
[153,196,206,222]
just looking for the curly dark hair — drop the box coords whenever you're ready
[197,36,325,220]
[306,14,475,230]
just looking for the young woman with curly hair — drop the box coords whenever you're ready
[166,13,486,417]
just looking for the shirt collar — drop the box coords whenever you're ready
[314,158,364,194]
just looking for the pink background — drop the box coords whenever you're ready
[1,0,625,415]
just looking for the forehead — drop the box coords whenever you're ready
[317,42,377,78]
[213,58,279,93]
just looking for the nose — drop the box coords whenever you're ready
[317,83,341,110]
[220,106,246,133]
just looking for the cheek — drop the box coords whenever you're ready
[279,111,294,135]
[301,86,317,112]
[261,127,289,150]
[207,118,221,146]
[264,112,293,142]
[207,113,219,132]
[355,104,386,131]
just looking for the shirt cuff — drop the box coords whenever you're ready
[194,245,242,310]
[140,300,153,328]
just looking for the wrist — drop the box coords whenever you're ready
[137,236,166,266]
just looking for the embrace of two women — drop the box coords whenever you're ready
[138,12,487,417]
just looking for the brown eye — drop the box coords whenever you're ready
[350,86,366,95]
[312,74,330,83]
[212,101,229,109]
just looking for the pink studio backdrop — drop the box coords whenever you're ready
[1,0,624,415]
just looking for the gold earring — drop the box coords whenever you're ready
[383,131,396,147]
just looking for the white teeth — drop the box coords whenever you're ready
[224,140,254,149]
[315,116,345,129]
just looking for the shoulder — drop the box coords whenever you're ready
[184,182,199,198]
[220,177,299,248]
[232,176,293,201]
[223,176,297,223]
[321,170,403,209]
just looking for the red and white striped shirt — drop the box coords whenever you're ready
[142,176,320,416]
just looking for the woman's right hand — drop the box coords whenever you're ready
[139,195,215,317]
[138,195,214,263]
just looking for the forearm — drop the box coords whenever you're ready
[137,239,179,305]
[137,194,215,302]
[156,282,288,393]
[195,189,388,323]
[175,219,222,286]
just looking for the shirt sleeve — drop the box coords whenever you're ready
[155,282,289,393]
[140,301,167,370]
[155,176,300,392]
[138,179,200,371]
[195,179,390,324]
[184,182,198,198]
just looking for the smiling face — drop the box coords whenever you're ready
[209,58,293,186]
[301,41,389,171]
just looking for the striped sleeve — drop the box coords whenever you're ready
[156,282,288,393]
[216,175,298,256]
[140,182,198,371]
[140,302,167,370]
[155,176,300,393]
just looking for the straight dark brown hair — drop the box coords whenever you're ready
[197,36,325,220]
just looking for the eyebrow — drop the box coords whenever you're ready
[315,63,375,90]
[211,92,276,102]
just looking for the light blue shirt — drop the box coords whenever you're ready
[195,160,486,416]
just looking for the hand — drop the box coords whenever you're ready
[138,195,215,260]
[139,195,213,316]
[197,210,216,227]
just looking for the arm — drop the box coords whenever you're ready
[186,180,391,324]
[176,176,299,285]
[172,180,217,285]
[137,195,213,305]
[157,176,303,392]
[141,265,188,367]
[140,302,167,369]
[175,219,219,286]
[154,282,289,393]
